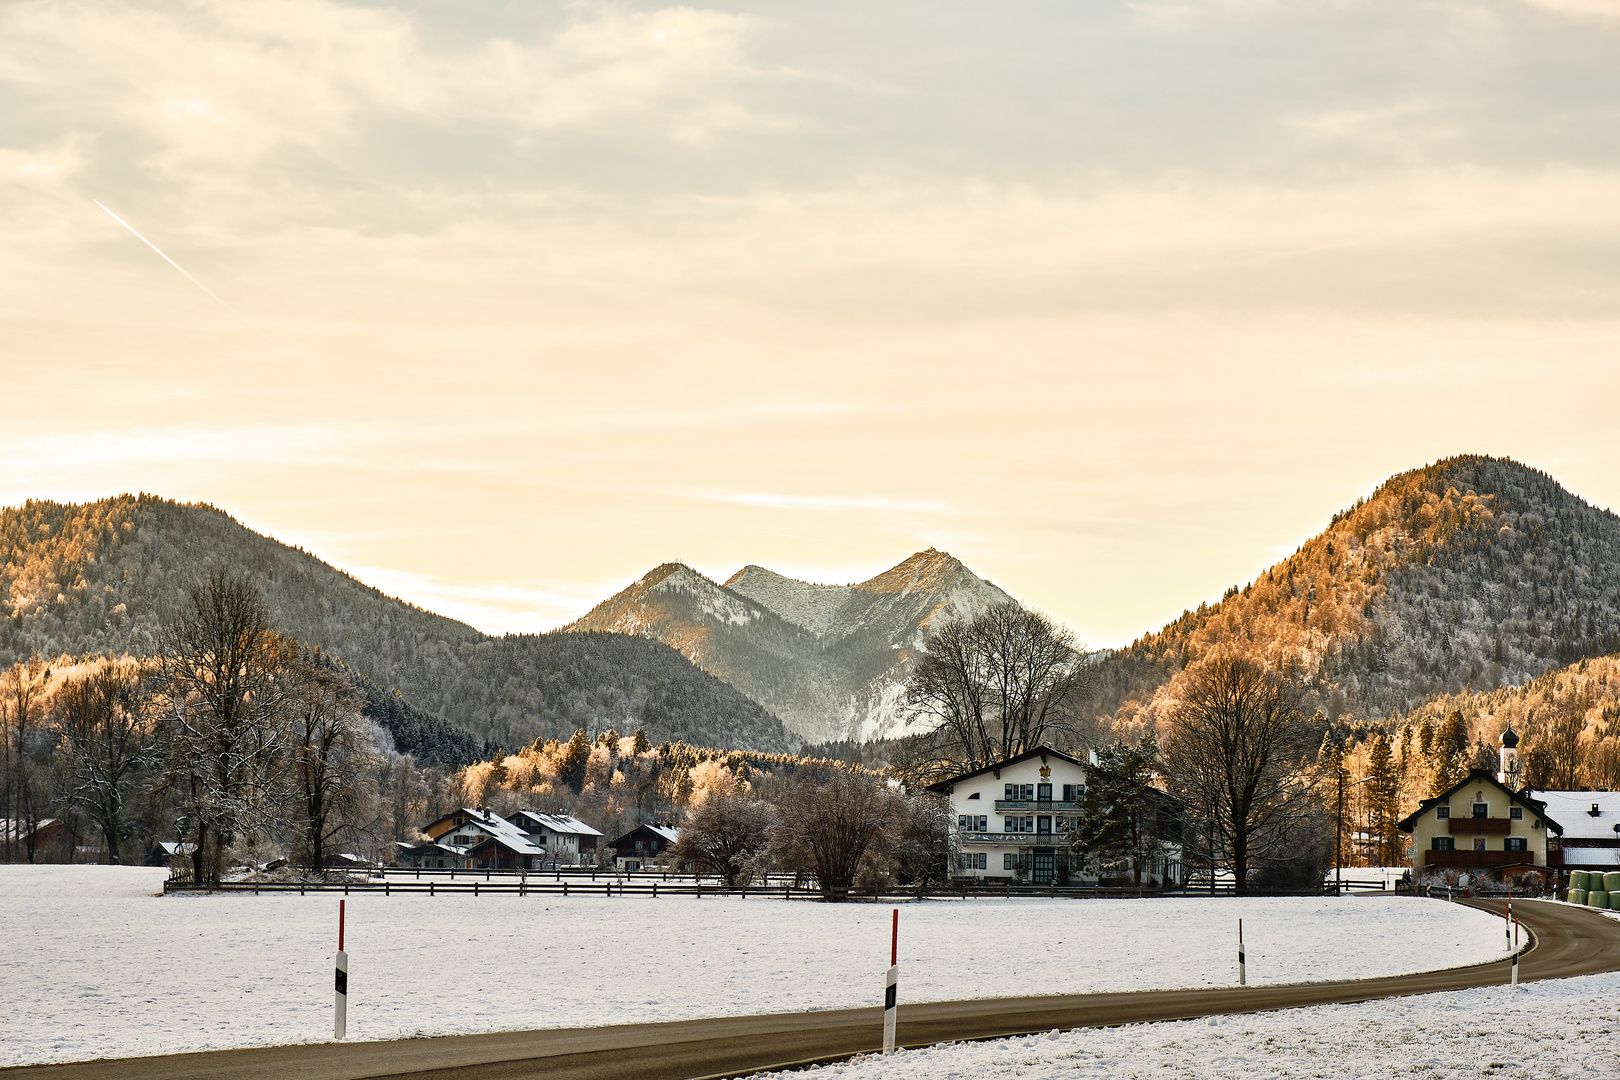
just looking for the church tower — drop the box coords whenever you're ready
[1498,726,1521,788]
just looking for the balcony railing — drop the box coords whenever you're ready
[1420,849,1541,870]
[961,831,1061,845]
[994,800,1081,812]
[1448,817,1512,835]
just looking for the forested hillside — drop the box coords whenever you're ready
[1085,456,1620,733]
[0,496,795,757]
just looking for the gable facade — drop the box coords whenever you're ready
[1398,769,1563,882]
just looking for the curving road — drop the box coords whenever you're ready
[10,899,1620,1080]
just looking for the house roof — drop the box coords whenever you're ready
[612,823,679,846]
[1,818,60,843]
[466,832,545,857]
[1397,769,1563,835]
[510,809,605,837]
[924,746,1090,794]
[1523,790,1620,841]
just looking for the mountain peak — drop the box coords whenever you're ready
[855,548,969,595]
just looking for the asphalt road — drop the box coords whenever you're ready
[11,898,1619,1080]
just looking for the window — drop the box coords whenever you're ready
[1473,802,1489,819]
[958,852,987,870]
[1006,815,1034,834]
[1432,837,1455,851]
[1062,784,1086,801]
[1004,853,1016,870]
[1004,784,1034,801]
[967,792,980,800]
[975,852,987,869]
[958,815,987,832]
[1435,806,1450,820]
[1506,837,1527,851]
[1037,816,1053,835]
[635,840,645,851]
[1036,783,1053,801]
[1510,807,1523,820]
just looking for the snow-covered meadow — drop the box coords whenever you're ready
[1,866,1512,1067]
[782,975,1620,1080]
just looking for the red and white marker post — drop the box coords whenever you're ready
[882,908,898,1054]
[335,899,349,1040]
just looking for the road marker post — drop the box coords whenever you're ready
[335,899,348,1040]
[1238,919,1246,987]
[882,908,898,1054]
[1512,919,1521,987]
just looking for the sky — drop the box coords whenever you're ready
[4,0,1620,647]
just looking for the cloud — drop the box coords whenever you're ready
[332,565,620,634]
[0,0,769,180]
[671,489,957,513]
[1518,0,1620,21]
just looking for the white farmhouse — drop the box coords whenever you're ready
[926,747,1094,885]
[508,809,605,867]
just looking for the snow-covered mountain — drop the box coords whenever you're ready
[564,550,1015,742]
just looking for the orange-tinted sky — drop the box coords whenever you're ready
[5,0,1620,647]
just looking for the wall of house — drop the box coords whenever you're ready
[946,756,1091,883]
[1410,781,1549,873]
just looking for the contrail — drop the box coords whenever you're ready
[94,199,246,320]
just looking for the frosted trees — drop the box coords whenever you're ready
[1,658,53,863]
[287,651,378,873]
[904,603,1091,781]
[159,567,291,886]
[769,769,905,901]
[1161,655,1318,895]
[673,794,777,886]
[53,659,154,864]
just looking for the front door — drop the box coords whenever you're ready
[1037,783,1052,802]
[1032,850,1056,885]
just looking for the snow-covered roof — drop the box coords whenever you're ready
[157,841,197,856]
[458,809,545,855]
[613,823,679,846]
[510,809,604,838]
[1526,790,1620,840]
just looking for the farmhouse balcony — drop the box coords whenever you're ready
[961,831,1060,845]
[1419,850,1545,870]
[994,800,1082,812]
[1448,818,1512,835]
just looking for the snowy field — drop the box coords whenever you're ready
[784,975,1620,1080]
[1,866,1511,1067]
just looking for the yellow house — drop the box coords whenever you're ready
[1397,768,1563,886]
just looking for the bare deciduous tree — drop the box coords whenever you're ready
[1161,654,1317,895]
[903,604,1091,783]
[287,651,378,873]
[673,793,777,886]
[159,566,291,886]
[2,658,54,863]
[769,769,905,901]
[53,658,154,864]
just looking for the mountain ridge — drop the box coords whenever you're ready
[565,547,1016,742]
[0,495,796,758]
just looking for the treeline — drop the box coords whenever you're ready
[0,569,454,877]
[444,729,881,853]
[0,495,796,754]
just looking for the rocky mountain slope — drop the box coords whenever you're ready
[0,496,795,759]
[1088,455,1620,735]
[564,549,1015,742]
